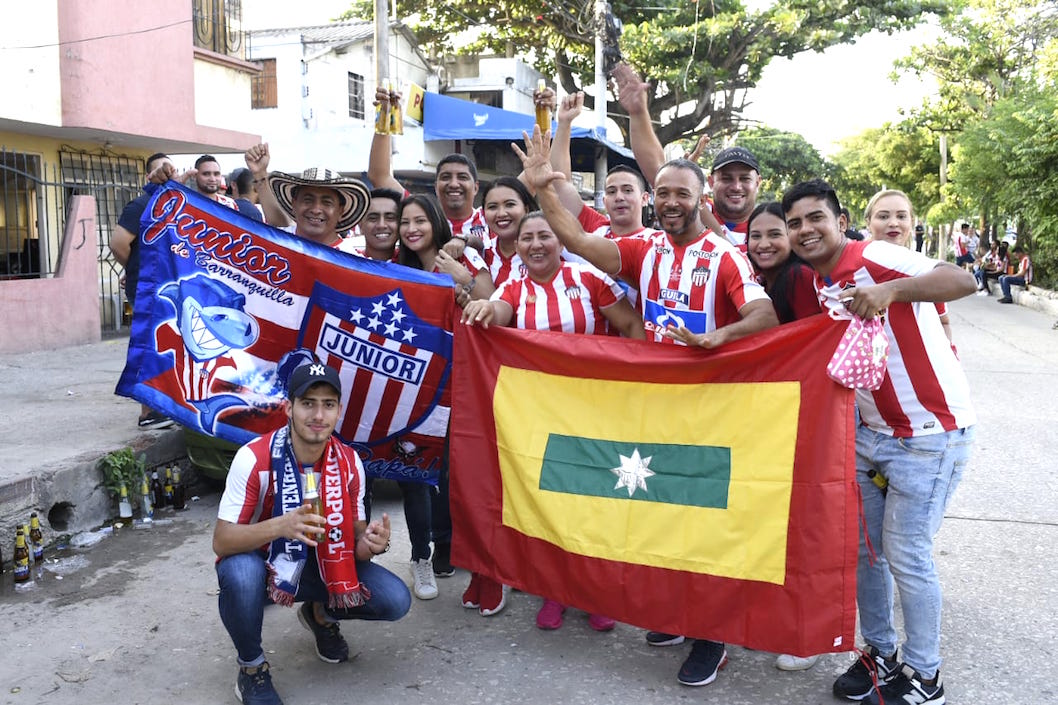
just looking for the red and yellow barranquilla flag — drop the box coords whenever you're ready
[450,314,857,656]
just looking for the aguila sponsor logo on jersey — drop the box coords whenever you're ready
[297,282,452,447]
[692,266,710,286]
[564,284,583,300]
[659,288,689,306]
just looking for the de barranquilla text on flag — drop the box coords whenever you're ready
[449,316,857,656]
[116,182,455,484]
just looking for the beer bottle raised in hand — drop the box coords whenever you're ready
[388,80,404,135]
[535,79,551,136]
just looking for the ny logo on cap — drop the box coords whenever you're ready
[309,364,326,376]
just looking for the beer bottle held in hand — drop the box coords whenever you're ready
[172,467,187,511]
[164,466,174,505]
[535,79,551,136]
[151,470,166,509]
[29,512,44,562]
[303,470,324,542]
[13,528,30,583]
[140,475,154,520]
[388,80,404,135]
[118,482,134,521]
[374,82,390,135]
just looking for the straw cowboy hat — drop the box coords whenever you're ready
[268,167,371,233]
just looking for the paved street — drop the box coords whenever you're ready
[1,293,1056,705]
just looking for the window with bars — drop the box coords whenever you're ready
[252,58,278,109]
[193,0,244,58]
[348,72,365,120]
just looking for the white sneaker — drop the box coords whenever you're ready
[411,559,438,600]
[775,653,820,671]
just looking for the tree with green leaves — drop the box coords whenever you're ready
[345,0,949,146]
[829,123,942,224]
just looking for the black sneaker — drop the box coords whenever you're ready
[138,411,174,430]
[235,662,283,705]
[645,631,686,647]
[833,645,900,701]
[298,601,348,663]
[676,639,728,686]
[864,664,945,705]
[432,542,455,577]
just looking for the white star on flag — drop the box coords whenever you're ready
[611,448,655,497]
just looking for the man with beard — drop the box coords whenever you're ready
[515,125,776,687]
[190,155,239,210]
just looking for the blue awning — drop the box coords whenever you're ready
[422,91,637,170]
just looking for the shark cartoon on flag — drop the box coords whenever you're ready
[117,181,456,483]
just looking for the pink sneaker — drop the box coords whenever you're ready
[536,599,566,630]
[461,572,482,609]
[588,613,616,631]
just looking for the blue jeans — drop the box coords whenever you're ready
[216,549,411,666]
[999,274,1025,298]
[855,425,974,679]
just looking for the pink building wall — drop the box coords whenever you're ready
[57,2,256,148]
[0,197,101,353]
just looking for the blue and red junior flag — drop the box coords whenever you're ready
[116,182,455,483]
[450,315,858,655]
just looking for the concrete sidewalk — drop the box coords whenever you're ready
[0,338,184,534]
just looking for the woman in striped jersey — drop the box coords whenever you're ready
[461,211,645,631]
[479,177,537,288]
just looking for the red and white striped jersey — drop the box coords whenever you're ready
[480,237,525,287]
[616,230,767,344]
[447,207,488,242]
[814,240,976,437]
[217,435,366,528]
[492,262,623,335]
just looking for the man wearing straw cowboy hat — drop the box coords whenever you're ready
[243,143,370,248]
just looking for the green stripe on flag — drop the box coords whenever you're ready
[539,434,730,508]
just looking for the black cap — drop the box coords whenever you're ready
[711,146,760,173]
[288,362,341,399]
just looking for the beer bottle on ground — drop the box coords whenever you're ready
[172,466,186,511]
[303,470,324,542]
[29,512,44,562]
[164,467,174,506]
[140,475,154,520]
[118,482,134,521]
[151,470,166,509]
[13,528,30,583]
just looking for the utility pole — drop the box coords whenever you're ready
[592,0,608,209]
[374,0,389,84]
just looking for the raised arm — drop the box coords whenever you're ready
[367,85,404,193]
[613,63,663,187]
[245,143,290,227]
[513,127,621,275]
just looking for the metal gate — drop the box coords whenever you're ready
[0,147,144,333]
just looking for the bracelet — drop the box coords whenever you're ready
[462,279,476,295]
[373,541,390,555]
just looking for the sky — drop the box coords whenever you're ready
[244,0,939,156]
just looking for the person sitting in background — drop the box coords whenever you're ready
[998,246,1032,304]
[975,241,1007,295]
